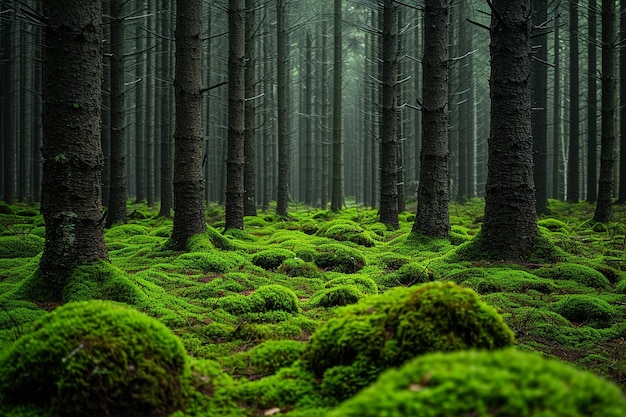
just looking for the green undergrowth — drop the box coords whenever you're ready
[0,199,625,416]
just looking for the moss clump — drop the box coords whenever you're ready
[535,263,611,290]
[323,223,375,247]
[250,285,300,314]
[553,295,615,328]
[381,261,432,287]
[0,202,14,214]
[308,285,364,308]
[278,258,324,279]
[313,243,366,273]
[104,224,148,239]
[325,275,378,295]
[222,340,305,377]
[0,300,189,417]
[0,235,44,258]
[251,248,296,270]
[327,349,626,417]
[304,281,514,399]
[176,251,238,273]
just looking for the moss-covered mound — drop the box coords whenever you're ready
[0,300,189,417]
[313,243,366,273]
[304,281,514,399]
[327,349,626,417]
[0,235,44,258]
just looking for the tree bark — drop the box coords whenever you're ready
[170,0,208,247]
[618,0,626,203]
[594,0,617,223]
[244,0,258,216]
[39,0,109,296]
[567,2,580,202]
[532,0,548,213]
[414,0,450,237]
[225,0,246,229]
[276,0,290,217]
[481,0,537,261]
[106,0,128,227]
[587,0,598,203]
[331,0,344,212]
[379,0,399,229]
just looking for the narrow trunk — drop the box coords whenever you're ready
[567,2,580,202]
[618,0,626,203]
[587,1,599,202]
[244,0,257,216]
[414,0,450,237]
[379,0,399,229]
[276,0,290,217]
[594,0,617,223]
[331,0,344,211]
[225,0,246,229]
[532,0,548,213]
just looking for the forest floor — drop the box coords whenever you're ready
[0,198,625,416]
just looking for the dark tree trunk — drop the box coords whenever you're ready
[532,0,548,214]
[304,30,314,206]
[171,0,207,247]
[135,20,146,203]
[39,0,109,296]
[146,0,156,208]
[330,0,344,212]
[225,0,246,230]
[244,0,257,216]
[567,2,580,202]
[413,0,450,237]
[552,8,562,200]
[158,2,174,217]
[618,0,626,203]
[276,0,290,217]
[594,0,617,223]
[481,0,537,261]
[379,0,399,229]
[106,0,128,227]
[587,0,598,202]
[320,16,330,209]
[1,9,14,204]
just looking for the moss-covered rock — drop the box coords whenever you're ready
[535,263,611,290]
[0,300,189,417]
[250,284,300,314]
[176,251,238,273]
[552,294,615,328]
[380,261,432,287]
[313,243,366,273]
[325,275,378,295]
[251,248,296,270]
[278,258,324,279]
[308,285,364,308]
[304,281,514,399]
[327,349,626,417]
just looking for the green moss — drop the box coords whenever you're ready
[222,340,305,377]
[304,282,515,399]
[0,235,44,258]
[0,300,189,417]
[380,261,433,288]
[616,278,626,294]
[327,349,626,417]
[535,263,611,290]
[308,285,364,308]
[325,275,378,295]
[313,243,366,273]
[278,258,324,279]
[176,251,238,273]
[538,218,571,232]
[251,248,296,270]
[250,285,300,314]
[552,295,615,328]
[0,202,14,214]
[104,224,149,240]
[378,253,411,270]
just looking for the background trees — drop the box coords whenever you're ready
[1,0,625,227]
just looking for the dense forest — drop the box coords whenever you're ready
[0,0,626,416]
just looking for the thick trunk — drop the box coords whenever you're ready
[552,9,562,200]
[106,0,128,227]
[414,0,450,237]
[40,0,108,296]
[135,22,146,203]
[594,0,617,223]
[171,0,207,248]
[379,0,399,229]
[482,0,537,261]
[618,0,626,203]
[225,0,246,229]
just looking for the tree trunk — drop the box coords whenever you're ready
[481,0,537,261]
[158,2,174,218]
[587,0,599,202]
[146,0,156,208]
[594,0,617,223]
[106,0,128,227]
[567,2,580,202]
[618,0,626,203]
[225,0,246,229]
[40,0,109,296]
[304,30,314,206]
[331,0,344,212]
[170,0,207,247]
[552,8,562,200]
[276,0,290,217]
[413,0,450,237]
[1,9,14,204]
[379,0,399,229]
[320,16,330,209]
[244,0,258,216]
[135,20,146,204]
[532,0,548,214]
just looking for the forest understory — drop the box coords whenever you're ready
[0,198,625,416]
